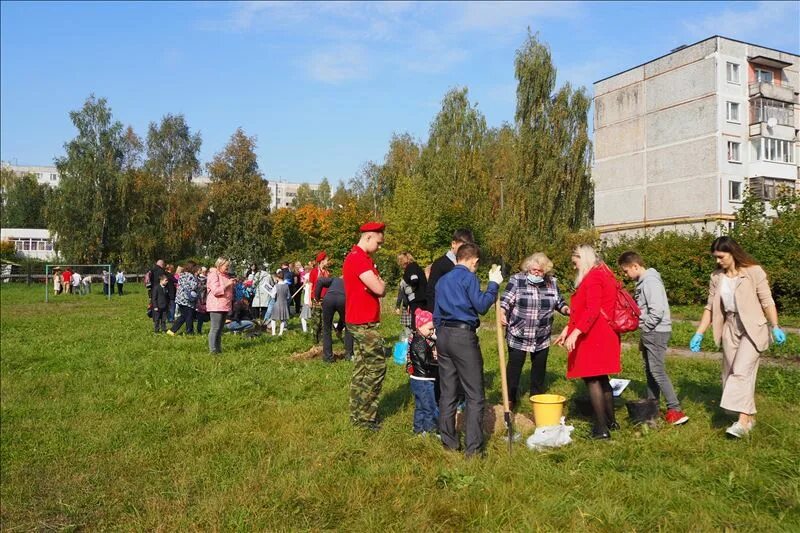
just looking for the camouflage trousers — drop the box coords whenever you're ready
[309,303,322,344]
[348,322,387,426]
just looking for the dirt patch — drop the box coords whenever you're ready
[290,346,347,361]
[456,404,536,435]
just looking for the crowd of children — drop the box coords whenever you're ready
[51,267,126,296]
[146,257,337,341]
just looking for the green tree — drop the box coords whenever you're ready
[293,183,318,208]
[205,128,272,262]
[331,180,355,209]
[315,177,332,209]
[48,95,126,262]
[418,87,490,250]
[145,113,202,187]
[1,170,49,228]
[487,31,593,266]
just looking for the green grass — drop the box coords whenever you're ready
[671,304,800,329]
[2,284,799,531]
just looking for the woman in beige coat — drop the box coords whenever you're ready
[690,237,786,438]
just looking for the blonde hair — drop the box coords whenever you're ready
[214,257,229,270]
[573,245,599,287]
[396,252,415,268]
[521,252,553,276]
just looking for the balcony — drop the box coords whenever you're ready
[749,97,794,126]
[749,81,797,103]
[748,176,797,201]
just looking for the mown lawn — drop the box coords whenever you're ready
[2,284,799,531]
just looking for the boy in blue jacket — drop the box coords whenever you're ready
[434,243,503,456]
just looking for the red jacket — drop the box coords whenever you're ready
[566,265,621,379]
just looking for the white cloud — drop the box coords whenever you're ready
[683,1,799,51]
[455,1,582,32]
[206,1,588,82]
[305,45,369,83]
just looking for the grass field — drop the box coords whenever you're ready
[2,283,799,531]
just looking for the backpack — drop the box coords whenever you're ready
[144,270,152,289]
[600,264,641,334]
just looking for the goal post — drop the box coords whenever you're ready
[45,264,113,302]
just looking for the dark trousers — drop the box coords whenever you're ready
[117,282,123,295]
[506,346,550,404]
[293,289,302,314]
[171,304,195,334]
[322,295,353,361]
[195,312,208,333]
[153,309,167,332]
[437,326,485,456]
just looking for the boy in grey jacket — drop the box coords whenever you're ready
[618,252,689,426]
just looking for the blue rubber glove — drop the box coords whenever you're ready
[689,333,704,352]
[772,327,786,345]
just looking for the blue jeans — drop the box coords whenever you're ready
[226,320,255,332]
[263,298,275,321]
[410,378,439,433]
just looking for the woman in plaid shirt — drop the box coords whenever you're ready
[499,252,569,410]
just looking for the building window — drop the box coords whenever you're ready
[50,173,57,181]
[729,181,743,202]
[753,138,795,163]
[751,97,793,125]
[755,69,774,84]
[726,62,740,84]
[726,101,740,123]
[727,141,741,162]
[14,240,23,251]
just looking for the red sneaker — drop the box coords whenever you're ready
[665,409,689,425]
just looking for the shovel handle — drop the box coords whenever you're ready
[495,299,511,413]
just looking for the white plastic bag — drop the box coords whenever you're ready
[526,417,574,451]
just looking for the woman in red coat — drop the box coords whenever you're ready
[556,245,621,439]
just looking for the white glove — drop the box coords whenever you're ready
[488,264,503,285]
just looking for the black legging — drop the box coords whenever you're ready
[506,346,549,404]
[170,304,195,334]
[583,375,615,432]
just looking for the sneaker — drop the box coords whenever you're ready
[725,420,754,439]
[166,330,175,336]
[665,409,689,425]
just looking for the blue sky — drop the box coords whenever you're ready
[2,1,798,185]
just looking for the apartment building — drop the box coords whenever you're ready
[1,162,60,186]
[270,180,320,209]
[592,36,799,237]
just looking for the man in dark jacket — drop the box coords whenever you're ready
[398,252,427,320]
[315,276,354,363]
[147,259,166,299]
[425,229,474,313]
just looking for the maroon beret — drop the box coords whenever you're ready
[315,251,327,263]
[359,222,386,233]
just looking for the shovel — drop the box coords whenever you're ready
[493,264,513,454]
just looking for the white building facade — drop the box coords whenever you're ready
[592,36,799,237]
[1,162,60,186]
[271,180,320,209]
[0,228,57,260]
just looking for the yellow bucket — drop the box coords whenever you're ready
[530,394,566,427]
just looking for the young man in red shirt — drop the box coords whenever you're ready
[343,222,386,430]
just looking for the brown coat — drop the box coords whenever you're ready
[705,265,775,352]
